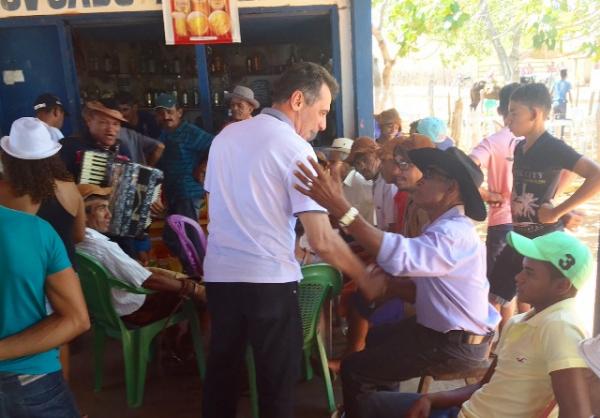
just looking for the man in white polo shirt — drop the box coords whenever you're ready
[202,62,369,418]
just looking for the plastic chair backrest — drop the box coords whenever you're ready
[166,214,207,276]
[75,252,128,332]
[298,264,342,345]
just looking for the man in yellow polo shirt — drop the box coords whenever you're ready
[357,230,593,418]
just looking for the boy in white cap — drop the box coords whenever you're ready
[358,231,594,418]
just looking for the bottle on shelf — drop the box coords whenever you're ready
[173,57,182,75]
[181,89,190,107]
[171,84,179,103]
[144,89,154,107]
[192,88,200,107]
[103,53,112,73]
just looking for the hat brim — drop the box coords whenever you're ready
[408,148,487,221]
[86,103,128,123]
[0,135,62,160]
[224,92,259,109]
[579,336,600,378]
[506,232,545,260]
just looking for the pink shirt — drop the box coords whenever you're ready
[470,127,519,227]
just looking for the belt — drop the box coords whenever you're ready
[445,330,494,345]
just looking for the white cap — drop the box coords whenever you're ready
[0,117,62,160]
[579,335,600,378]
[330,137,353,153]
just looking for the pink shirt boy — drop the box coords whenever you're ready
[470,127,520,227]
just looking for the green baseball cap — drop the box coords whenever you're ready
[154,93,178,110]
[506,231,593,290]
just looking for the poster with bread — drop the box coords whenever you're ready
[163,0,241,45]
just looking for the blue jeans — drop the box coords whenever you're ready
[359,392,460,418]
[0,371,80,418]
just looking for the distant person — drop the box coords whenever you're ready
[102,98,164,166]
[115,91,161,138]
[417,117,454,150]
[374,109,401,146]
[154,93,213,273]
[551,69,573,119]
[33,93,69,142]
[224,85,259,126]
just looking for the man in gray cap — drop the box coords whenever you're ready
[224,85,259,126]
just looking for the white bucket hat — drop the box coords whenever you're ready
[0,117,62,160]
[225,85,260,108]
[579,335,600,377]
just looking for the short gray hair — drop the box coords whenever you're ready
[272,62,339,105]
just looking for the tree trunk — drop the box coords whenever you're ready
[479,0,512,82]
[380,61,395,110]
[451,98,464,147]
[507,23,524,82]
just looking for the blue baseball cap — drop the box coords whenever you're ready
[417,117,447,143]
[154,93,178,110]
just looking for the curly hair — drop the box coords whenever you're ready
[0,151,73,204]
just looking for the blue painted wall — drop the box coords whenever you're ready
[0,24,75,136]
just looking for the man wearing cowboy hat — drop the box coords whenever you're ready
[225,85,260,126]
[360,231,594,418]
[375,108,402,146]
[59,100,132,179]
[295,147,500,418]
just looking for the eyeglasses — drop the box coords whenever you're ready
[393,156,413,171]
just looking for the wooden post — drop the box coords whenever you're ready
[451,98,464,148]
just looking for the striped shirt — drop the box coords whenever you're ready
[158,121,214,200]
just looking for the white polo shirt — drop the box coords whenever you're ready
[203,108,325,283]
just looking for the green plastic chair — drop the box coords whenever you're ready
[246,263,343,416]
[75,251,206,408]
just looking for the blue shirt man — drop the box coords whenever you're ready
[154,93,213,273]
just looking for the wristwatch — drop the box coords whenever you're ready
[338,207,359,228]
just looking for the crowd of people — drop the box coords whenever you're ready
[0,61,599,418]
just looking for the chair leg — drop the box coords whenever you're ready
[185,302,206,380]
[130,330,155,408]
[92,326,107,392]
[316,333,336,413]
[245,346,259,418]
[304,347,314,381]
[121,332,139,408]
[417,375,433,394]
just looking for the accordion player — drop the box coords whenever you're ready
[79,150,163,238]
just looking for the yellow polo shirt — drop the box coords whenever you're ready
[459,298,588,418]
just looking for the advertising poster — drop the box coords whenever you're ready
[163,0,241,45]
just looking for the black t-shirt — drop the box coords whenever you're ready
[511,131,581,236]
[127,110,161,139]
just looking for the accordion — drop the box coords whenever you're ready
[79,150,163,238]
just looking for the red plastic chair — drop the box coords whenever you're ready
[165,214,207,277]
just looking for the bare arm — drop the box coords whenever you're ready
[72,194,86,243]
[0,267,90,361]
[294,158,385,256]
[146,142,165,167]
[143,270,204,301]
[539,157,600,223]
[406,357,497,417]
[298,212,367,285]
[551,368,592,418]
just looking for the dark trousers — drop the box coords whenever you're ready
[341,318,490,418]
[162,196,202,275]
[485,224,512,278]
[202,282,303,418]
[358,392,460,418]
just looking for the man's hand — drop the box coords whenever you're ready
[405,395,432,418]
[486,191,504,208]
[294,157,352,219]
[151,199,166,218]
[359,265,390,302]
[561,209,585,231]
[538,203,561,224]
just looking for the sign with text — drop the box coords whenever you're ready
[0,0,161,18]
[162,0,240,45]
